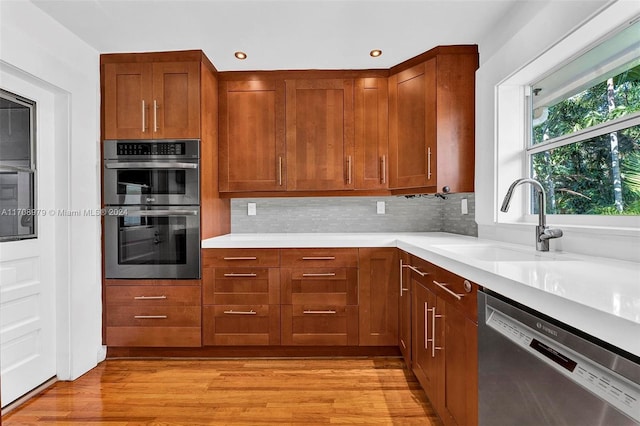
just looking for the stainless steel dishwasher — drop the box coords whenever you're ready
[478,290,640,425]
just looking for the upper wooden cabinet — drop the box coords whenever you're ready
[103,61,200,139]
[218,80,286,192]
[389,47,477,193]
[355,78,389,190]
[285,79,355,191]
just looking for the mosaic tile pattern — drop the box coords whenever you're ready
[231,193,477,236]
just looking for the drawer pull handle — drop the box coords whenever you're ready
[223,257,258,261]
[134,295,167,300]
[302,273,336,277]
[433,280,464,300]
[303,310,337,315]
[223,273,258,277]
[134,315,167,319]
[302,256,335,260]
[223,310,257,315]
[403,264,428,277]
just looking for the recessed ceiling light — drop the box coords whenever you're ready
[234,51,247,60]
[370,49,382,58]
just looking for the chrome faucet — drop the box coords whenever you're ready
[500,178,563,251]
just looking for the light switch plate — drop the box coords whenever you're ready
[461,198,468,215]
[248,202,257,216]
[377,201,386,214]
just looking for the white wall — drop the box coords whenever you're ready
[475,0,640,262]
[0,0,102,379]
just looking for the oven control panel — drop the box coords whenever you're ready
[103,139,199,160]
[117,142,185,156]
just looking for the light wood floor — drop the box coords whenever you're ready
[2,357,442,425]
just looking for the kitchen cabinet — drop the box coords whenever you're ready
[281,248,359,345]
[103,61,200,139]
[398,250,412,367]
[285,79,355,191]
[218,79,286,192]
[358,248,398,346]
[406,254,479,426]
[202,249,281,345]
[354,78,389,190]
[104,282,202,347]
[389,47,477,193]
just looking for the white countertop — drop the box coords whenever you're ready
[202,232,640,356]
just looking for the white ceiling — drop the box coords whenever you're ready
[30,0,521,71]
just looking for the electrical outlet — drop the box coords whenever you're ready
[377,201,386,214]
[461,198,468,215]
[247,202,257,216]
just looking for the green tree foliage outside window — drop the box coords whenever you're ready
[531,63,640,215]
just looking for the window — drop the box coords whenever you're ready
[0,89,37,241]
[526,21,640,216]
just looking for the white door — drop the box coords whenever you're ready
[0,83,57,407]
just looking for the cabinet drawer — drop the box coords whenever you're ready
[203,305,280,346]
[106,305,201,327]
[281,268,358,305]
[106,326,201,347]
[202,248,279,267]
[105,285,201,306]
[281,305,359,346]
[280,248,358,268]
[203,267,280,305]
[432,268,479,321]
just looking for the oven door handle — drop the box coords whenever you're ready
[104,162,198,169]
[107,208,199,217]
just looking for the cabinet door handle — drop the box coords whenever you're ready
[134,315,167,319]
[278,156,283,186]
[381,155,386,184]
[223,273,257,277]
[399,259,408,294]
[427,147,432,180]
[346,155,352,184]
[424,302,429,350]
[403,264,428,277]
[153,99,158,132]
[141,100,146,133]
[303,310,336,315]
[133,295,167,300]
[223,257,258,261]
[433,280,464,301]
[302,273,336,277]
[431,307,442,358]
[302,256,335,261]
[223,310,256,315]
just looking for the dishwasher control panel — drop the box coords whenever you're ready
[487,308,640,423]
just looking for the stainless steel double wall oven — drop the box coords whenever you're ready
[103,139,201,279]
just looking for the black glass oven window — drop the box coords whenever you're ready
[116,169,186,195]
[118,216,187,265]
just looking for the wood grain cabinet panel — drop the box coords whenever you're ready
[399,250,412,366]
[354,78,389,189]
[203,305,280,346]
[358,248,398,346]
[103,61,200,139]
[219,80,286,192]
[285,79,355,191]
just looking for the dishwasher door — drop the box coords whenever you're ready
[478,291,640,426]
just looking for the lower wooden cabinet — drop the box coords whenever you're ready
[104,283,202,347]
[203,305,280,345]
[399,250,412,366]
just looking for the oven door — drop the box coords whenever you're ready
[103,160,199,206]
[104,206,200,279]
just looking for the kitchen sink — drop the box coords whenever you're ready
[431,243,577,262]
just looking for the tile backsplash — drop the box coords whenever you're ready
[231,193,477,236]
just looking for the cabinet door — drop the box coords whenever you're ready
[152,62,200,138]
[389,59,436,189]
[354,78,388,189]
[412,280,444,407]
[442,305,478,426]
[358,248,398,346]
[219,80,286,192]
[286,79,355,190]
[103,62,153,139]
[399,251,412,366]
